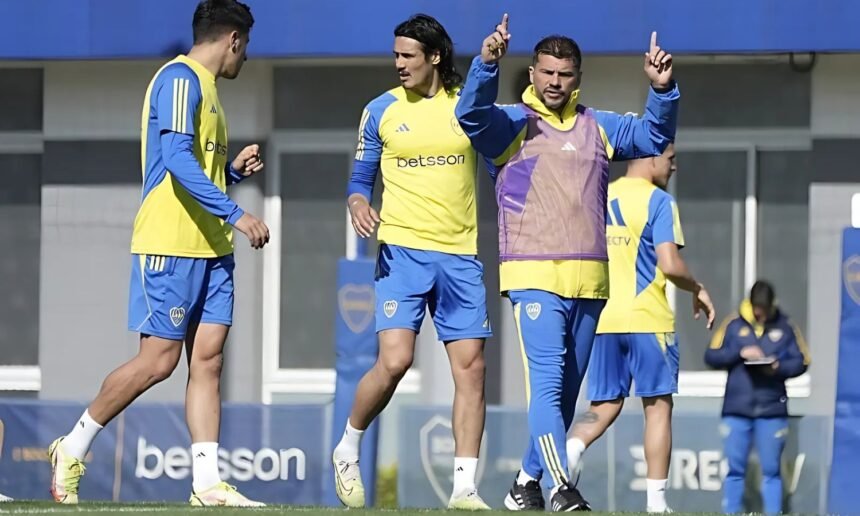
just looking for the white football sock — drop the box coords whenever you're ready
[63,409,103,460]
[567,437,586,476]
[646,478,668,511]
[452,457,479,497]
[517,468,538,486]
[333,419,364,462]
[191,442,221,493]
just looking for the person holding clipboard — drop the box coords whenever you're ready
[705,280,811,514]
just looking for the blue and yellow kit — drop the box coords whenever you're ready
[128,55,246,340]
[589,178,685,401]
[456,55,680,487]
[347,85,491,341]
[597,177,685,334]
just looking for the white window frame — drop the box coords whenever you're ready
[261,130,419,403]
[672,127,812,397]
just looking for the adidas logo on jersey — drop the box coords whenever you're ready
[396,123,410,132]
[561,142,576,151]
[210,105,217,114]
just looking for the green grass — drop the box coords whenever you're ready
[0,502,718,515]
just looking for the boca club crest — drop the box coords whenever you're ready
[337,284,375,333]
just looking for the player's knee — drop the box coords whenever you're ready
[760,464,781,479]
[378,353,413,380]
[643,395,673,417]
[149,356,179,383]
[725,454,748,476]
[136,337,181,384]
[760,456,781,478]
[191,352,224,379]
[452,353,485,384]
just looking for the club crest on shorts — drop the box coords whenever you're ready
[525,302,541,320]
[383,300,398,319]
[169,306,186,327]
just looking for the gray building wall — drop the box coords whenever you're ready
[39,142,148,400]
[804,184,860,416]
[38,141,266,403]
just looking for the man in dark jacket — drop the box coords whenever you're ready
[705,281,810,514]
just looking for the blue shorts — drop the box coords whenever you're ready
[587,332,679,400]
[375,244,492,341]
[128,254,235,340]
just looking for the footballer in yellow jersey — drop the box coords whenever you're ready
[566,144,715,512]
[49,1,266,508]
[334,14,491,511]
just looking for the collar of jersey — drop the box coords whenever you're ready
[521,86,581,130]
[400,85,456,102]
[176,55,215,84]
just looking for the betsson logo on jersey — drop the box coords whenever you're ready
[205,139,228,156]
[135,437,306,482]
[396,154,466,168]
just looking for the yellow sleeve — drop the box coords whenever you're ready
[791,323,811,365]
[671,201,685,246]
[709,316,733,349]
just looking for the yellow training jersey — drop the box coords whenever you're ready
[131,55,235,258]
[351,86,478,255]
[597,177,685,333]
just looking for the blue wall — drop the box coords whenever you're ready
[0,401,327,503]
[7,0,860,60]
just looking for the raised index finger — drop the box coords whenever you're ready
[650,31,658,52]
[497,13,509,34]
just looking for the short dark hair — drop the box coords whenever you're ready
[192,0,254,44]
[533,35,582,68]
[394,14,463,92]
[750,280,776,310]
